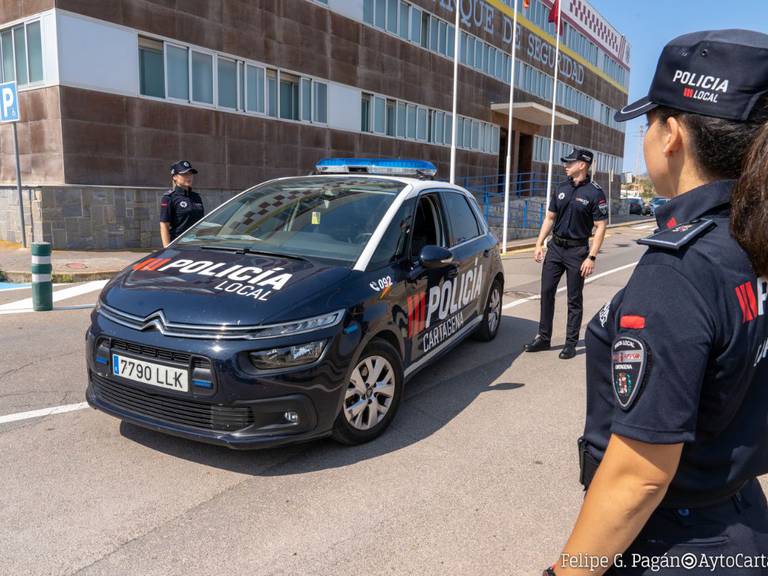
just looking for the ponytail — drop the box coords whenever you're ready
[732,118,768,277]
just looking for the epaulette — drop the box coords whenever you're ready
[162,189,173,196]
[637,218,716,250]
[591,180,602,190]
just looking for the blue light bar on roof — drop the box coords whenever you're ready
[315,158,437,177]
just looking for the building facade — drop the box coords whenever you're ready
[0,0,628,249]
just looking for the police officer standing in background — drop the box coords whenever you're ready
[543,29,768,575]
[160,160,205,248]
[525,149,608,360]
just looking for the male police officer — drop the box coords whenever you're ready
[524,149,608,359]
[160,160,205,248]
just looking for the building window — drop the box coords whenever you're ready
[416,107,427,140]
[396,101,406,138]
[406,104,416,139]
[373,95,385,133]
[385,98,396,136]
[429,16,438,52]
[363,0,374,24]
[301,77,312,121]
[398,1,409,40]
[386,0,398,33]
[12,25,27,85]
[25,21,42,83]
[313,81,327,123]
[191,50,213,104]
[445,113,452,145]
[420,12,429,49]
[217,56,237,109]
[279,72,300,120]
[266,68,277,117]
[361,93,372,132]
[374,0,386,28]
[138,36,164,98]
[246,64,265,113]
[166,44,188,100]
[410,7,421,44]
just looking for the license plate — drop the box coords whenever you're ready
[112,353,189,392]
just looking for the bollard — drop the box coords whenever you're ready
[31,242,53,311]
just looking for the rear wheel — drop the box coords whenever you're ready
[473,278,503,342]
[331,339,403,445]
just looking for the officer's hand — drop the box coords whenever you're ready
[581,258,595,278]
[534,245,545,263]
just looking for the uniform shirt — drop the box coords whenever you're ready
[548,175,608,240]
[583,180,768,501]
[160,186,205,240]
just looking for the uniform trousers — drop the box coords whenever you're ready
[538,241,588,345]
[607,478,768,574]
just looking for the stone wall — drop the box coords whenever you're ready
[0,185,238,250]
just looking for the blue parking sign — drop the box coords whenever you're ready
[0,81,19,122]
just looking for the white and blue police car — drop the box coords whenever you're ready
[86,159,504,448]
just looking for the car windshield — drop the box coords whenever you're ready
[177,177,406,264]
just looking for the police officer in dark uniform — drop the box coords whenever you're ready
[525,148,608,360]
[160,160,204,247]
[543,30,768,576]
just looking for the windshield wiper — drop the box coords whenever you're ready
[199,245,309,262]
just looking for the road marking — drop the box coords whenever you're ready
[502,261,638,310]
[0,402,89,425]
[632,224,655,230]
[0,280,107,313]
[0,303,96,315]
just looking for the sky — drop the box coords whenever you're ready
[587,0,768,175]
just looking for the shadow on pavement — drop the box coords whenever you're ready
[119,315,537,475]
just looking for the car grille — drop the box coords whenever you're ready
[90,373,253,432]
[108,338,193,366]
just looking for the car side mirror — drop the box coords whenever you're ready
[419,245,454,269]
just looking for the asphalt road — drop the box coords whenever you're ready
[2,222,668,576]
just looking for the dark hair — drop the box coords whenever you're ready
[650,98,768,276]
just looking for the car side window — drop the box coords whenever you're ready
[368,198,416,270]
[409,193,446,259]
[442,191,481,246]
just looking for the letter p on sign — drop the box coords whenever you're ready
[0,81,19,123]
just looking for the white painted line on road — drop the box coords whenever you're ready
[0,402,89,425]
[0,280,107,313]
[0,304,96,316]
[502,261,639,310]
[632,224,655,230]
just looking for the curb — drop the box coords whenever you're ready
[0,270,119,283]
[500,218,655,257]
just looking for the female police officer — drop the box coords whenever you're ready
[160,160,204,247]
[543,30,768,575]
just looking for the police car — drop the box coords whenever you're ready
[86,159,504,448]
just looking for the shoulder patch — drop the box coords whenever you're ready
[591,180,602,190]
[612,336,650,410]
[637,219,716,251]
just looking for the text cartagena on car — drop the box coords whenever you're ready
[86,158,504,449]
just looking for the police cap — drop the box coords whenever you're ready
[560,148,594,164]
[170,160,198,175]
[615,29,768,122]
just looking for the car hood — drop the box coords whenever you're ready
[100,247,352,326]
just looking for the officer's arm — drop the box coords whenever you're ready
[160,222,172,248]
[536,211,557,247]
[552,434,682,576]
[589,220,607,259]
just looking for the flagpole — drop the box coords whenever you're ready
[544,0,562,212]
[449,1,461,184]
[501,0,520,254]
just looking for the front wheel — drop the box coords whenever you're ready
[473,278,503,342]
[331,339,403,445]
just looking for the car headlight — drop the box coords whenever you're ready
[249,340,326,370]
[256,309,345,338]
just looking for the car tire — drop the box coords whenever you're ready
[472,278,503,342]
[331,339,404,445]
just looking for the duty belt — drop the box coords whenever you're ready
[553,234,588,248]
[577,437,748,509]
